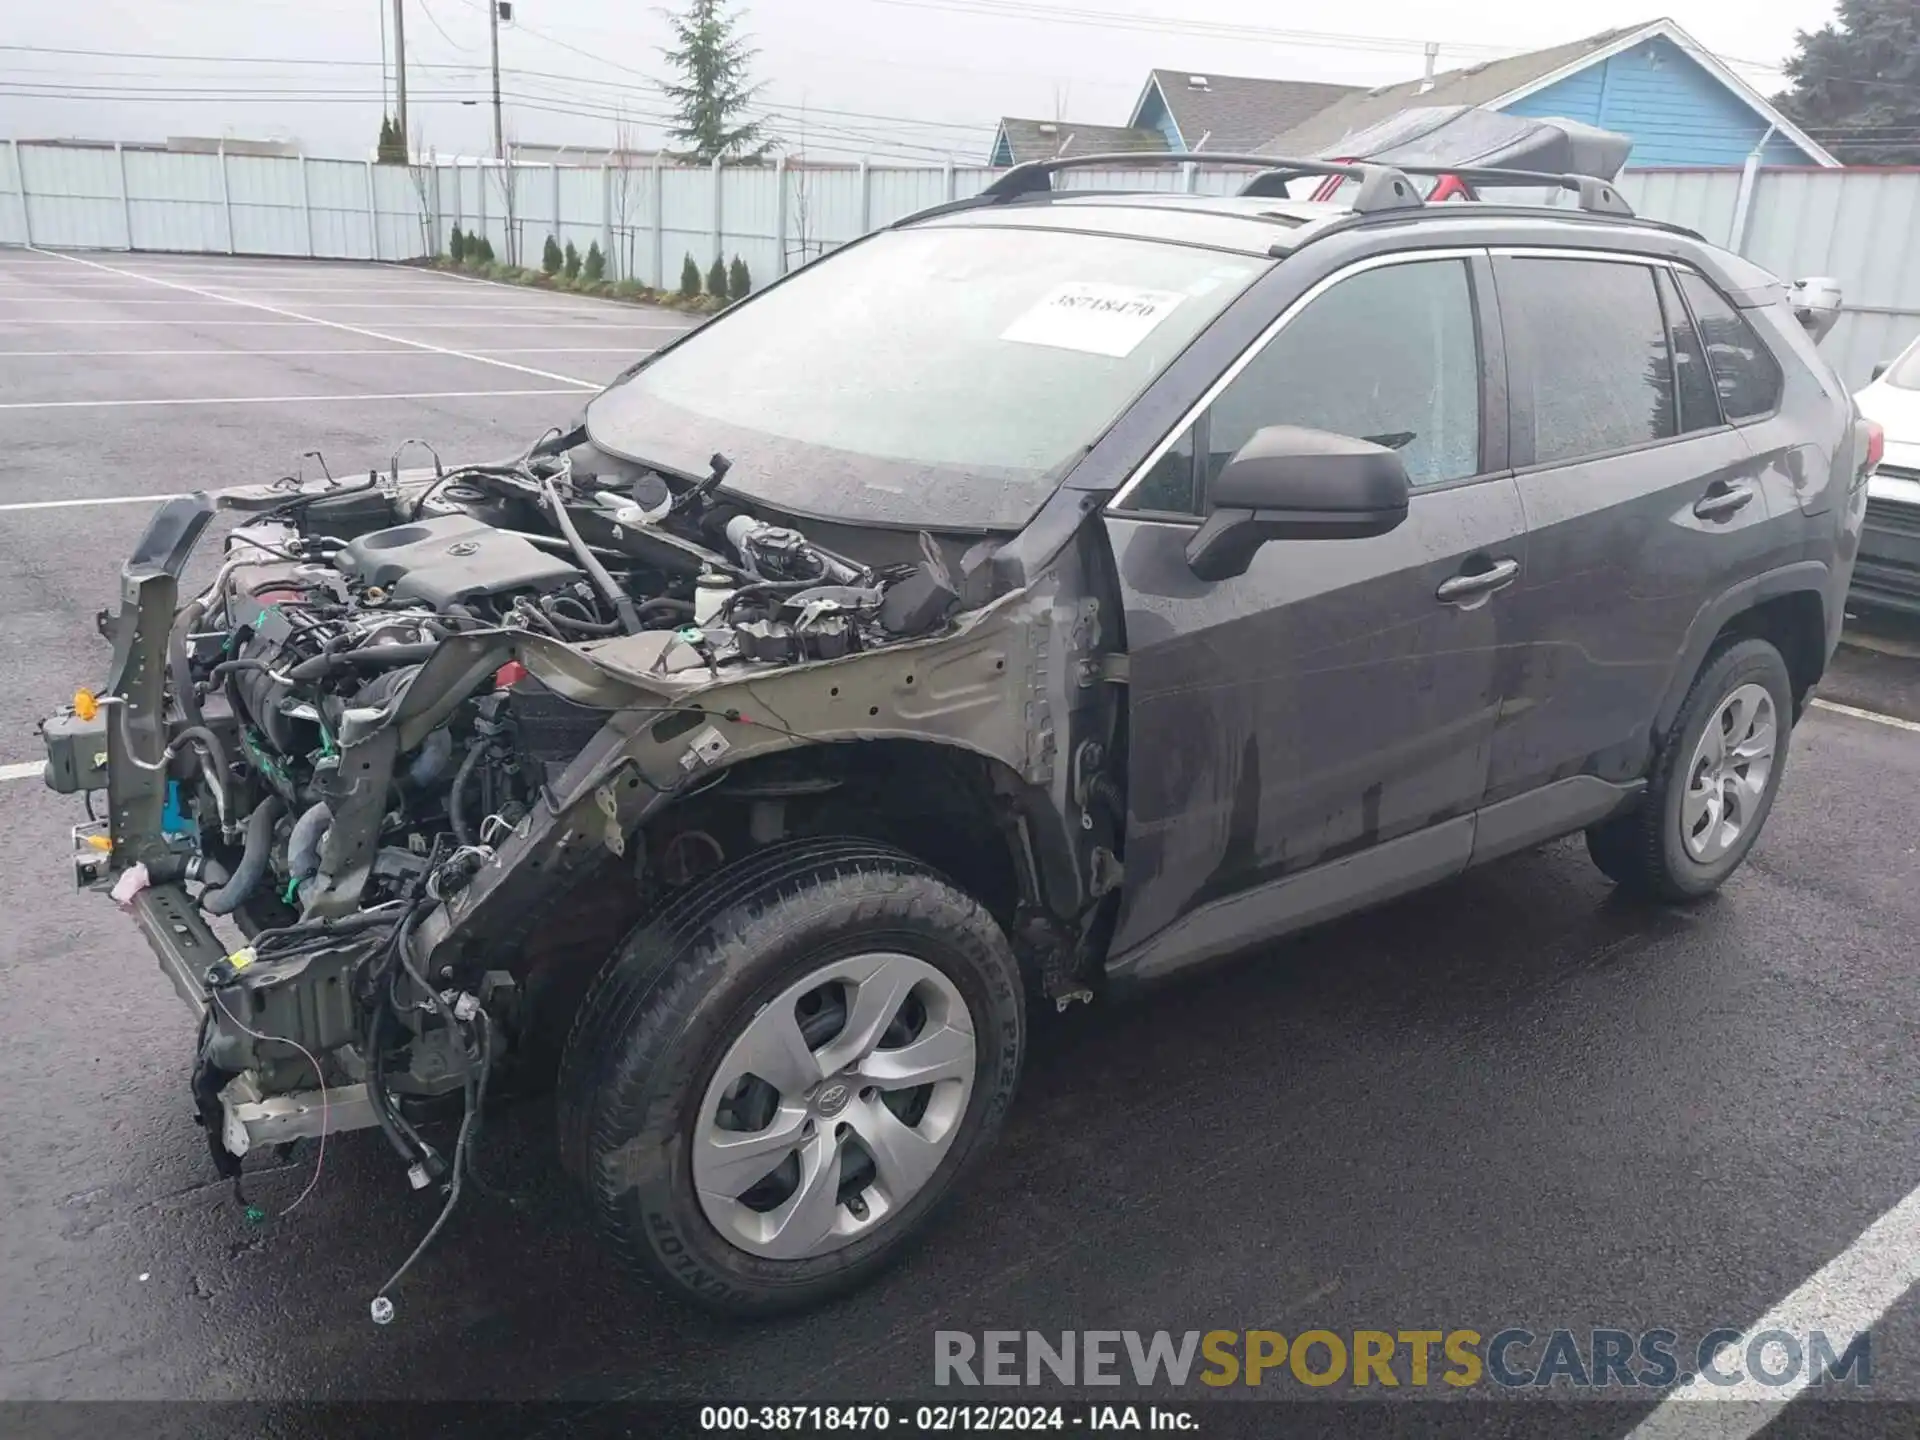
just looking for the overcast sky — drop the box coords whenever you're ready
[2,0,1844,163]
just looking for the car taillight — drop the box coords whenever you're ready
[1865,419,1885,475]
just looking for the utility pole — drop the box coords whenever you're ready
[392,0,408,154]
[489,0,505,163]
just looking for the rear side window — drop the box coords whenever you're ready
[1677,271,1784,421]
[1655,267,1722,433]
[1498,257,1675,464]
[1203,258,1482,491]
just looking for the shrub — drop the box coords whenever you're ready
[705,256,728,298]
[563,240,582,280]
[448,225,466,263]
[541,235,563,275]
[469,235,495,265]
[614,277,648,298]
[728,254,750,301]
[583,241,605,283]
[679,253,702,299]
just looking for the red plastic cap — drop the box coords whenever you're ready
[493,660,529,689]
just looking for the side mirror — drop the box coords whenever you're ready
[1185,425,1410,582]
[1872,361,1890,382]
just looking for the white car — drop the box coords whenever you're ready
[1853,337,1920,615]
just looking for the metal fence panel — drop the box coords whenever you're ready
[304,158,375,260]
[660,166,715,285]
[15,143,126,249]
[1616,168,1742,247]
[122,150,227,253]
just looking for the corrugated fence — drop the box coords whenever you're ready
[4,140,1917,389]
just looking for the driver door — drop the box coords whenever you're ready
[1100,250,1525,979]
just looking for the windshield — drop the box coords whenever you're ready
[585,225,1266,530]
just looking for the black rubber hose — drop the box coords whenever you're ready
[449,740,486,848]
[286,642,439,684]
[635,597,694,621]
[202,794,284,916]
[169,599,206,727]
[538,472,642,635]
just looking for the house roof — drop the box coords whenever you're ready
[1135,70,1362,152]
[1259,18,1839,166]
[992,118,1169,164]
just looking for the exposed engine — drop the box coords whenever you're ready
[179,440,961,934]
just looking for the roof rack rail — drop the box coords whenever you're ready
[1240,163,1634,217]
[979,151,1425,216]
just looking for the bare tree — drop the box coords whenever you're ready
[788,100,817,270]
[611,109,641,283]
[494,123,521,267]
[405,124,439,259]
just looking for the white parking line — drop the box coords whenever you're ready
[0,299,648,314]
[1811,698,1920,733]
[1623,1183,1920,1439]
[35,249,603,388]
[1,320,674,329]
[0,762,42,782]
[0,493,187,513]
[0,348,650,358]
[0,388,581,411]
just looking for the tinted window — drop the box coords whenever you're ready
[1205,258,1481,491]
[586,226,1265,531]
[1677,271,1784,421]
[1123,424,1200,514]
[1656,267,1721,432]
[1501,257,1674,464]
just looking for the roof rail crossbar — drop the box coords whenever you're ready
[980,152,1425,215]
[1342,164,1636,217]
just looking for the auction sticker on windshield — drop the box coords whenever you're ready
[1001,282,1188,358]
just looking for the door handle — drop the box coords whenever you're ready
[1693,482,1754,519]
[1435,557,1520,603]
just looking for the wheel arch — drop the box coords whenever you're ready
[1654,563,1832,740]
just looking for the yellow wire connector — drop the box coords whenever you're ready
[73,689,99,722]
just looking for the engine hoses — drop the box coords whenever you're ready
[448,740,486,848]
[201,794,284,916]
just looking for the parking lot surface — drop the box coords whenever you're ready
[1,246,1917,1436]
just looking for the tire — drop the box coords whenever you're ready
[1585,637,1794,901]
[555,837,1025,1316]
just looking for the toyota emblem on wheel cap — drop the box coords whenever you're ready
[814,1082,851,1117]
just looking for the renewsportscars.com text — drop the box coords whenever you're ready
[933,1328,1871,1390]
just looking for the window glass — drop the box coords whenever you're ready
[1205,258,1481,491]
[1121,424,1200,513]
[1655,267,1721,433]
[1677,271,1784,421]
[586,226,1265,531]
[1501,257,1674,464]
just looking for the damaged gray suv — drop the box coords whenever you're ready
[41,154,1872,1318]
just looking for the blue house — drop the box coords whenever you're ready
[1131,19,1838,169]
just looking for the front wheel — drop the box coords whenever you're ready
[556,838,1025,1316]
[1586,637,1793,901]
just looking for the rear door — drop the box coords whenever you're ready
[1485,251,1778,803]
[1101,250,1527,971]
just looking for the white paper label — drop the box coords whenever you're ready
[1000,282,1187,358]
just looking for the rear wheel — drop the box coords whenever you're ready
[556,838,1024,1315]
[1585,637,1793,900]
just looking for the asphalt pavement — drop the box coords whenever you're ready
[1,246,1917,1438]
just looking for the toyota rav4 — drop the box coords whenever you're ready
[40,154,1872,1319]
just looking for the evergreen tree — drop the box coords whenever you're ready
[541,235,563,275]
[376,115,407,164]
[449,225,466,263]
[658,0,770,162]
[728,254,751,300]
[583,241,606,283]
[563,240,582,280]
[679,253,703,298]
[1780,0,1920,163]
[706,255,729,298]
[471,235,495,265]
